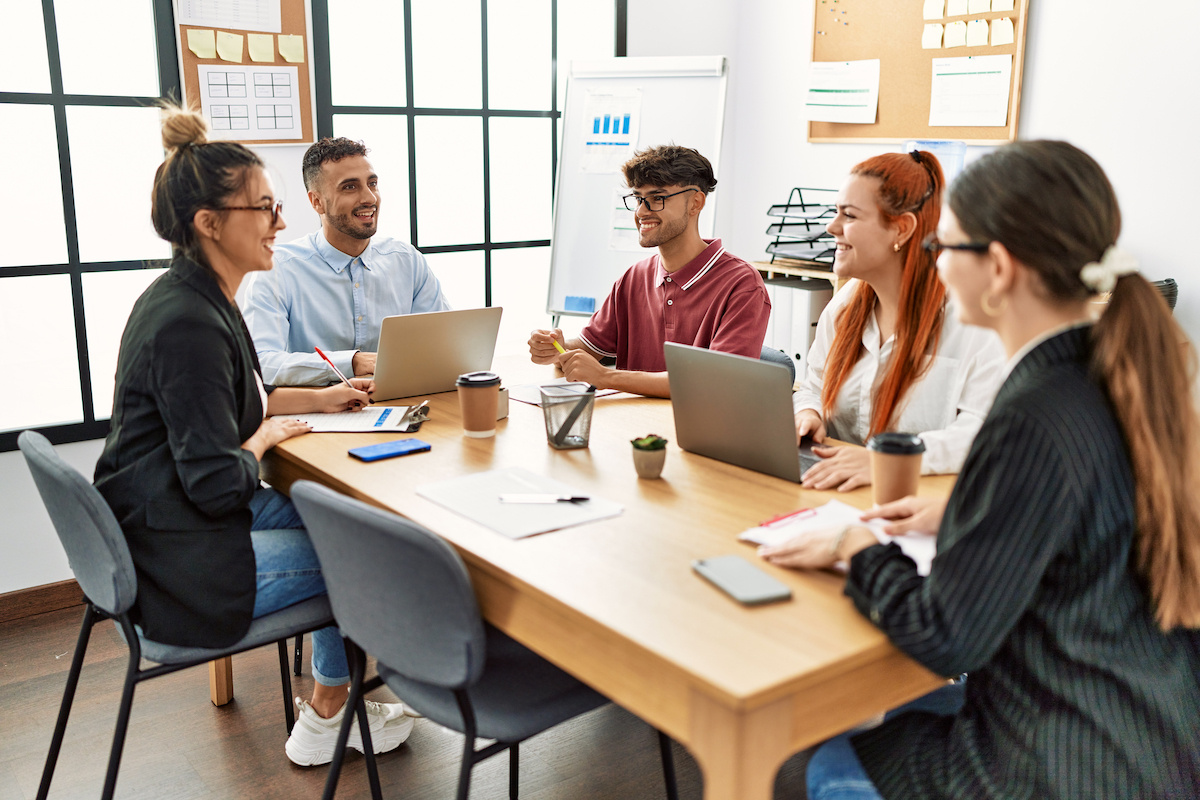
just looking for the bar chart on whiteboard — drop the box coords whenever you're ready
[579,88,642,174]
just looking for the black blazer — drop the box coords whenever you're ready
[95,255,269,648]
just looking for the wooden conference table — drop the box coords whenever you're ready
[220,358,954,800]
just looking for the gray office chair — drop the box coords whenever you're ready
[291,481,680,800]
[760,345,797,385]
[17,430,333,800]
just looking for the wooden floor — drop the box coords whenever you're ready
[0,606,815,799]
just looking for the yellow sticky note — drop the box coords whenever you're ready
[966,18,989,46]
[278,34,305,64]
[216,31,244,63]
[968,0,990,12]
[922,23,944,49]
[248,33,274,62]
[922,0,944,20]
[946,0,968,15]
[186,28,217,59]
[992,0,1014,10]
[944,20,968,47]
[991,17,1015,45]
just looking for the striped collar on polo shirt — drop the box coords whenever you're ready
[657,242,726,290]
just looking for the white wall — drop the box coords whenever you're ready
[628,0,1200,343]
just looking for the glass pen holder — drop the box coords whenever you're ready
[540,385,595,449]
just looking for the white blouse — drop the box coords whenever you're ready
[793,279,1006,475]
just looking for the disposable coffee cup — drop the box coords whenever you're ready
[456,371,501,438]
[867,432,925,506]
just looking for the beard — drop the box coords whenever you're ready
[327,205,378,240]
[637,212,688,249]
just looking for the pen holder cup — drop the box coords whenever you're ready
[540,386,595,450]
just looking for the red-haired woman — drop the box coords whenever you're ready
[764,140,1200,799]
[794,151,1005,491]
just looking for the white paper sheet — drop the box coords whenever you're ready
[197,64,302,141]
[966,18,990,47]
[967,0,991,12]
[176,0,282,33]
[508,379,621,406]
[738,499,937,576]
[922,24,945,49]
[991,17,1015,46]
[946,0,969,16]
[580,89,642,174]
[923,0,945,20]
[609,186,641,251]
[991,0,1014,10]
[944,20,968,47]
[805,60,880,124]
[929,54,1012,127]
[274,406,416,432]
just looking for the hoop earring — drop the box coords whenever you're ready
[981,290,1008,317]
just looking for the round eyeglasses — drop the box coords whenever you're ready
[921,232,990,255]
[622,187,698,212]
[221,200,284,226]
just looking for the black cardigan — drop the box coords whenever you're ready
[846,326,1200,799]
[95,256,270,648]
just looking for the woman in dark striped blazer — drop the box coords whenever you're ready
[760,141,1200,799]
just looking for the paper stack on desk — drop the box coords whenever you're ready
[276,406,417,432]
[417,466,623,539]
[739,499,936,576]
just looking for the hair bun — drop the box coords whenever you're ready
[160,104,209,152]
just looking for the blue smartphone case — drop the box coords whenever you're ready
[348,438,432,462]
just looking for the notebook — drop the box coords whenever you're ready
[371,307,503,401]
[664,342,819,483]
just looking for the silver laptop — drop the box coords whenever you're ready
[372,307,503,401]
[664,342,819,482]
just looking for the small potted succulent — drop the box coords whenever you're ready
[630,434,668,479]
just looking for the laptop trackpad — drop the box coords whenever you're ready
[799,439,821,473]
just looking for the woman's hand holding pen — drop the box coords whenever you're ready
[317,378,374,412]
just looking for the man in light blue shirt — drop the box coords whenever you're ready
[240,137,450,386]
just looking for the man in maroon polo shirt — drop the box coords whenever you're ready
[528,145,771,398]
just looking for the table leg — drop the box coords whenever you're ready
[687,690,797,800]
[209,656,234,706]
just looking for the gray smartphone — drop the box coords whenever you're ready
[692,555,793,606]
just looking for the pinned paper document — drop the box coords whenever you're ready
[923,0,945,20]
[944,20,968,48]
[186,28,217,59]
[991,17,1015,46]
[216,31,244,62]
[805,59,881,124]
[930,54,1013,126]
[968,0,990,12]
[966,19,989,47]
[248,33,274,62]
[946,0,968,15]
[278,34,305,63]
[922,24,945,49]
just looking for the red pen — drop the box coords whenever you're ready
[314,347,353,388]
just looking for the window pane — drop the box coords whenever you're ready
[332,115,412,243]
[490,246,551,357]
[329,0,407,107]
[0,105,68,267]
[423,251,485,311]
[0,275,82,432]
[489,118,551,242]
[411,0,481,109]
[68,105,170,263]
[414,117,483,247]
[54,0,159,97]
[0,3,52,93]
[558,4,616,110]
[84,268,166,420]
[488,0,551,111]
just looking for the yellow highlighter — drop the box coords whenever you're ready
[552,339,566,354]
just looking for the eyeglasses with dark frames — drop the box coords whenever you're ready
[621,187,699,212]
[220,200,284,226]
[921,232,990,255]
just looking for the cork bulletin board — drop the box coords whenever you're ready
[809,0,1029,144]
[175,0,316,145]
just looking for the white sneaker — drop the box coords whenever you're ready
[285,697,415,766]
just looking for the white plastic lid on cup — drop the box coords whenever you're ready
[905,140,966,185]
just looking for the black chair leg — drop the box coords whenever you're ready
[509,742,520,799]
[294,633,303,676]
[455,734,476,800]
[36,604,97,800]
[101,619,144,800]
[658,730,680,800]
[323,642,383,800]
[278,640,296,733]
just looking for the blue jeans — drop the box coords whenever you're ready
[806,682,966,800]
[249,488,348,687]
